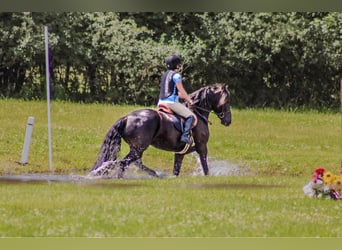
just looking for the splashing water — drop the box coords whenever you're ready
[87,161,120,178]
[87,155,249,179]
[87,160,168,179]
[192,157,250,177]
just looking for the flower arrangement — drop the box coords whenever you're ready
[303,168,342,200]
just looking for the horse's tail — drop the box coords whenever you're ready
[91,118,126,171]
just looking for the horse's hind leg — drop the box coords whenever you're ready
[134,159,159,177]
[117,148,155,178]
[116,149,140,178]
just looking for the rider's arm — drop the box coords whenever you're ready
[176,82,192,104]
[173,73,193,104]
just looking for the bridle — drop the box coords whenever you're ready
[216,103,229,119]
[193,104,228,124]
[192,103,229,126]
[190,85,230,125]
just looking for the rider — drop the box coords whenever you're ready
[158,55,196,145]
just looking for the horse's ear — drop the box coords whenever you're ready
[219,83,229,88]
[224,83,229,92]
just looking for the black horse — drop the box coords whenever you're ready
[89,83,231,178]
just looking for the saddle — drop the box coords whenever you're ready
[157,104,196,154]
[157,104,183,132]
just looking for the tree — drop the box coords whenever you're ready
[0,12,340,109]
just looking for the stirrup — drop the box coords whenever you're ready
[180,136,193,145]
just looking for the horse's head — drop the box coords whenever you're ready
[206,83,232,126]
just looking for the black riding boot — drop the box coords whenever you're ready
[180,115,194,144]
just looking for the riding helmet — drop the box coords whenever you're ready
[165,55,182,70]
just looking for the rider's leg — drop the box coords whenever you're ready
[180,115,194,144]
[168,102,196,144]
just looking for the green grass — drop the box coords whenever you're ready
[1,176,342,237]
[214,108,341,176]
[0,99,341,237]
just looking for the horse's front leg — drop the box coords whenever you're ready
[173,153,185,176]
[194,141,209,176]
[199,155,209,176]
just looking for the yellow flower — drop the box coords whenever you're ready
[334,176,342,184]
[332,176,342,191]
[323,171,336,185]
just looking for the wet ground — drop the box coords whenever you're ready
[0,159,251,185]
[0,173,284,190]
[0,173,88,184]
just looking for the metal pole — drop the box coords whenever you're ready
[45,26,53,172]
[21,116,34,164]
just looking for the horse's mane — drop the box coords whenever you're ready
[190,86,207,105]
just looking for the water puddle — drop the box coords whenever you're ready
[0,174,88,185]
[0,158,250,185]
[0,173,148,189]
[0,173,282,190]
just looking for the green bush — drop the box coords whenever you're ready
[0,12,341,109]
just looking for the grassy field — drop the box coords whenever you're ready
[1,176,342,237]
[0,99,341,237]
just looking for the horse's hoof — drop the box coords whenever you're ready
[87,171,97,177]
[155,171,168,178]
[168,175,178,179]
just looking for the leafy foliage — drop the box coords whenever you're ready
[0,12,341,109]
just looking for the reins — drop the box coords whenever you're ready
[192,105,213,125]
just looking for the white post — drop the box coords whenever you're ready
[21,116,34,164]
[45,26,53,172]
